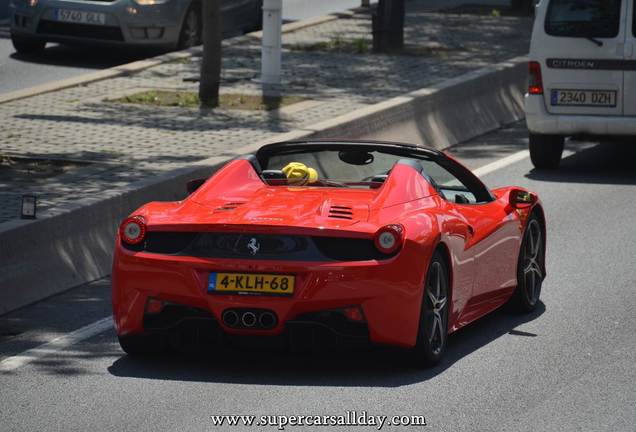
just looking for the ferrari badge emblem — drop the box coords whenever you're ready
[247,238,260,256]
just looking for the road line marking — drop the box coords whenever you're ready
[472,150,530,178]
[0,316,113,373]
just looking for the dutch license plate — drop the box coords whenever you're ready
[55,9,106,26]
[551,89,616,107]
[208,272,295,295]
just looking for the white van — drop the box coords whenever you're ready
[525,0,636,168]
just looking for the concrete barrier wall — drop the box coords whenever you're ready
[307,57,528,149]
[0,57,527,314]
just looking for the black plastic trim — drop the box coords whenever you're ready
[143,304,217,332]
[238,154,262,173]
[286,310,369,339]
[123,231,393,262]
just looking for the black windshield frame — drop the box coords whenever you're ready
[255,141,495,204]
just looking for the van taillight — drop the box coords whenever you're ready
[528,61,544,95]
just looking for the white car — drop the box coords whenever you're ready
[525,0,636,169]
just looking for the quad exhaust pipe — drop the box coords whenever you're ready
[259,311,276,328]
[222,309,277,330]
[241,311,257,328]
[221,310,239,327]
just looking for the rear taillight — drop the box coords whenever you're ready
[343,306,365,322]
[119,216,147,245]
[528,61,544,95]
[374,224,404,254]
[145,298,165,314]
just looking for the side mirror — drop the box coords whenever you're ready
[509,189,536,208]
[186,178,206,195]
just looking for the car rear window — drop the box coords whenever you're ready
[545,0,622,39]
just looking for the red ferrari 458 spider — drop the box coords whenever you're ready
[112,140,546,366]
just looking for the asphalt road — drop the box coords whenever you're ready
[0,29,158,94]
[1,121,634,431]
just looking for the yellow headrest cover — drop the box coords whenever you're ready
[282,162,318,185]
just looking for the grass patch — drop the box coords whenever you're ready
[290,36,370,54]
[111,90,306,110]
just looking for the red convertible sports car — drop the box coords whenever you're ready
[112,140,546,366]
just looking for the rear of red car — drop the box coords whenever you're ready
[112,158,443,353]
[112,219,434,351]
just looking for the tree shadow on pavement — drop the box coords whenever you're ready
[15,100,296,134]
[527,141,636,186]
[107,302,545,388]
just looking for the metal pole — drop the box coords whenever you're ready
[261,0,282,85]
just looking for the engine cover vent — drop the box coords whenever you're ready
[328,205,353,220]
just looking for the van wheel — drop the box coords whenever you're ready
[11,34,46,54]
[529,134,564,169]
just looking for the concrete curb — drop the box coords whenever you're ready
[0,55,528,315]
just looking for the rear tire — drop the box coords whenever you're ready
[177,4,202,49]
[411,251,450,367]
[11,34,46,54]
[529,134,564,169]
[118,334,162,356]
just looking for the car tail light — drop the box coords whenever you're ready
[528,61,544,95]
[145,298,165,314]
[343,306,365,322]
[119,216,147,245]
[374,224,404,254]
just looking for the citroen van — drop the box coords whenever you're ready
[525,0,636,168]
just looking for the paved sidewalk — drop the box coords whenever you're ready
[0,4,532,224]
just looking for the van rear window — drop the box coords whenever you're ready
[545,0,622,39]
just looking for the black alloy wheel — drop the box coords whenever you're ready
[412,251,449,367]
[513,215,544,312]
